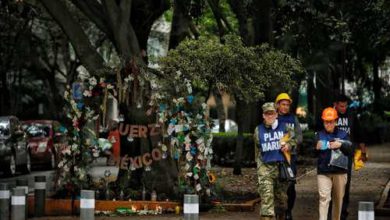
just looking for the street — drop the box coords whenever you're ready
[4,143,387,220]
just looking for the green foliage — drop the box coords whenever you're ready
[196,0,238,36]
[159,35,304,103]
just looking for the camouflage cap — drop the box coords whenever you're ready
[262,102,276,112]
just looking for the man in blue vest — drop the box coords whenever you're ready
[333,95,367,220]
[254,102,296,220]
[275,93,302,220]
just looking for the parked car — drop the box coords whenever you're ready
[22,120,66,170]
[0,116,31,176]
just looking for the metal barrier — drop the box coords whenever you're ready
[0,183,10,220]
[11,188,26,220]
[358,201,375,220]
[80,190,95,220]
[34,176,46,217]
[184,194,199,220]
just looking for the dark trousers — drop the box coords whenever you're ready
[287,155,297,212]
[327,154,353,220]
[340,154,353,219]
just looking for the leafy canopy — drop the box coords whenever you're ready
[159,35,304,102]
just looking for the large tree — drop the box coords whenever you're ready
[160,36,303,175]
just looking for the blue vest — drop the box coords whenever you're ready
[278,114,296,129]
[336,113,351,136]
[317,128,349,174]
[258,122,286,163]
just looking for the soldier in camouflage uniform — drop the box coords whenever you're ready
[254,102,296,220]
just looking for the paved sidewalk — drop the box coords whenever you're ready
[30,144,390,220]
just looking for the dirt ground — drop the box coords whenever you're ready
[30,144,390,220]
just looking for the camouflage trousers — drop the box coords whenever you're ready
[257,160,288,217]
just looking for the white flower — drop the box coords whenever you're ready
[150,80,158,89]
[89,77,97,86]
[62,146,71,155]
[63,164,69,172]
[71,144,78,151]
[64,91,69,98]
[124,75,134,83]
[177,97,184,103]
[185,79,192,94]
[78,169,85,180]
[83,90,92,97]
[58,161,64,168]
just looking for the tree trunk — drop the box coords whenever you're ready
[233,100,251,175]
[307,71,316,122]
[372,53,381,113]
[39,0,107,76]
[316,70,333,112]
[253,0,273,45]
[212,88,226,132]
[0,71,10,115]
[229,0,253,45]
[46,73,64,119]
[131,0,170,53]
[169,0,192,49]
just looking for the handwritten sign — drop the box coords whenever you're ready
[108,148,163,170]
[119,123,161,138]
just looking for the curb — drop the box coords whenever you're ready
[27,197,179,216]
[217,197,261,212]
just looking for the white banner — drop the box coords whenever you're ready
[184,203,199,214]
[80,199,95,209]
[358,211,374,220]
[0,190,10,199]
[11,196,25,205]
[35,182,46,190]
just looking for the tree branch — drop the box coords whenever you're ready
[70,0,114,40]
[207,0,233,40]
[102,0,137,62]
[39,0,107,76]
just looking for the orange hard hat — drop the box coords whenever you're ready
[321,107,338,121]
